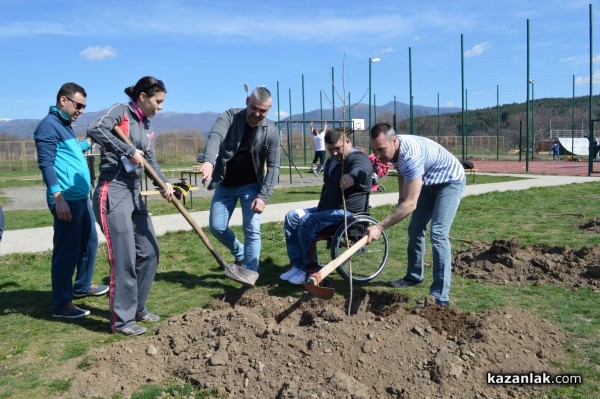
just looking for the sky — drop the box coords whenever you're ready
[0,0,598,121]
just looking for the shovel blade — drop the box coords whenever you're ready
[224,264,259,287]
[303,282,335,300]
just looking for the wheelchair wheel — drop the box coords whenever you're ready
[330,215,389,284]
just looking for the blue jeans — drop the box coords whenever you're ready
[405,176,466,302]
[209,183,262,272]
[285,207,352,269]
[49,198,98,312]
[312,151,326,173]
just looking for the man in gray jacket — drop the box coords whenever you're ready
[200,87,280,287]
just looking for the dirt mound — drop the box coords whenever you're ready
[578,217,600,233]
[57,288,567,399]
[453,239,600,290]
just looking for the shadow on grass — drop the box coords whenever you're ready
[155,268,234,291]
[0,281,112,333]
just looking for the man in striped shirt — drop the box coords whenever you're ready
[367,123,466,306]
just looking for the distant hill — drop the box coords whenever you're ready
[0,101,458,139]
[0,110,221,139]
[283,101,459,123]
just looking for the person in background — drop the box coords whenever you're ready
[367,123,466,306]
[33,82,107,319]
[87,76,174,336]
[0,205,4,242]
[200,87,280,288]
[552,141,560,161]
[309,121,326,177]
[281,128,372,284]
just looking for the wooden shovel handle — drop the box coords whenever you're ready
[112,126,228,269]
[308,235,369,286]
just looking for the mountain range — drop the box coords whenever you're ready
[0,101,460,139]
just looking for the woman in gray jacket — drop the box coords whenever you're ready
[87,76,174,336]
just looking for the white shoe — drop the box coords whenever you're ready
[280,267,302,281]
[288,269,308,285]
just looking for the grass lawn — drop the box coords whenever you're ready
[0,180,598,398]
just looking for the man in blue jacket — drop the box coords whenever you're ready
[34,82,108,319]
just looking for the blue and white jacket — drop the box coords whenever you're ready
[34,107,91,202]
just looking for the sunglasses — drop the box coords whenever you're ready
[65,96,87,110]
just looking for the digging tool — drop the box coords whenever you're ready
[111,126,259,285]
[303,235,369,300]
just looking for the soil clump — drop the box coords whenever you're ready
[57,288,568,399]
[453,238,600,290]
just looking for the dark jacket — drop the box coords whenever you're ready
[204,108,280,203]
[317,149,372,214]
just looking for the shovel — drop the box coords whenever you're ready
[111,126,259,285]
[303,235,369,299]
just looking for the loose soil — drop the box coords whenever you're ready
[56,288,568,399]
[49,208,597,399]
[577,217,600,234]
[453,236,600,290]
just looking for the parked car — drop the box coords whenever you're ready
[197,152,205,163]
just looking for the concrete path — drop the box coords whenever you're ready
[1,174,598,255]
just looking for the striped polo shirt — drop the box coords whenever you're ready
[393,135,465,186]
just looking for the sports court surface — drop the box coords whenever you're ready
[473,160,600,177]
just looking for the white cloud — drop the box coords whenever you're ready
[378,47,395,55]
[125,6,414,43]
[0,22,70,37]
[413,34,426,41]
[559,56,575,63]
[574,70,600,86]
[464,41,492,58]
[80,46,117,61]
[594,54,600,63]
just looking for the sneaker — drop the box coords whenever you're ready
[73,284,109,298]
[312,169,319,177]
[234,259,244,266]
[287,269,308,285]
[389,278,424,288]
[415,295,450,308]
[117,324,147,336]
[52,302,90,319]
[224,264,259,287]
[280,266,303,281]
[136,311,160,322]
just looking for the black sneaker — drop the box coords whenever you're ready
[52,302,90,319]
[389,278,424,288]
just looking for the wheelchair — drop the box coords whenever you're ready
[306,213,390,285]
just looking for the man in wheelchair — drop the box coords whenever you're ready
[281,128,372,285]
